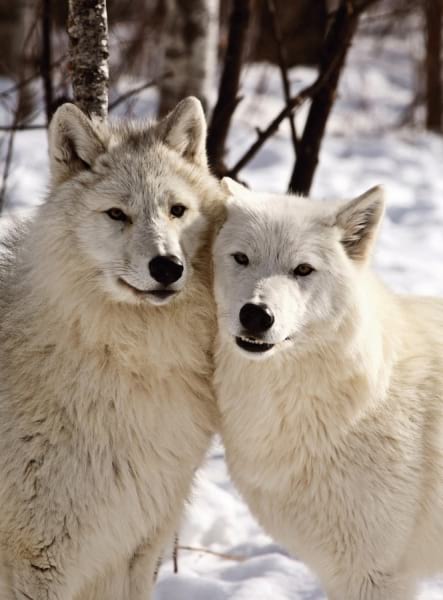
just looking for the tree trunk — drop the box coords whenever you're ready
[68,0,109,119]
[288,1,360,196]
[206,0,252,176]
[424,0,442,132]
[41,0,54,125]
[158,0,219,117]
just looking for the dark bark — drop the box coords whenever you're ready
[288,1,361,195]
[265,0,298,154]
[424,0,442,132]
[68,0,109,119]
[227,53,343,178]
[41,0,54,124]
[206,0,252,176]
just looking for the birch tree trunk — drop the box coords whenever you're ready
[68,0,109,119]
[158,0,219,117]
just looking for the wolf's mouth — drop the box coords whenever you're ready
[147,290,176,300]
[235,336,275,353]
[118,278,177,301]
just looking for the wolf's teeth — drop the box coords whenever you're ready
[241,337,266,345]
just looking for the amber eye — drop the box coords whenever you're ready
[170,204,187,218]
[294,263,314,277]
[232,252,249,266]
[105,208,129,222]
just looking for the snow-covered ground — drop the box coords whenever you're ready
[1,15,443,599]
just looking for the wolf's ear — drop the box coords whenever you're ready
[221,177,249,197]
[49,103,107,185]
[157,97,207,168]
[335,186,385,262]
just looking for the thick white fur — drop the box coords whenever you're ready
[213,180,443,600]
[0,98,224,599]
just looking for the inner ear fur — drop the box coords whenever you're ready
[49,103,108,186]
[335,186,385,262]
[157,97,208,168]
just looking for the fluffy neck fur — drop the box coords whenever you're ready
[217,270,400,442]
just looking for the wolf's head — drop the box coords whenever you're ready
[46,97,219,306]
[213,179,384,360]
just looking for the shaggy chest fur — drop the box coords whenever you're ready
[0,277,216,591]
[215,334,443,583]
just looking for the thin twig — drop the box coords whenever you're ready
[0,113,19,212]
[0,4,42,213]
[172,533,179,574]
[0,56,66,100]
[0,124,47,131]
[228,0,379,181]
[288,0,375,194]
[227,51,344,178]
[108,73,172,112]
[177,545,247,563]
[265,0,298,154]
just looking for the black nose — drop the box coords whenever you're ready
[239,303,274,334]
[149,255,183,286]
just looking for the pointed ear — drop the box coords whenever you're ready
[49,103,107,186]
[157,97,207,168]
[221,177,249,197]
[335,186,385,262]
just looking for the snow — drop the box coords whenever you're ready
[1,16,443,599]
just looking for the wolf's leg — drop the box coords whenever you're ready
[327,572,416,600]
[128,531,173,600]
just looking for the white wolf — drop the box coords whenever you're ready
[213,179,443,600]
[0,97,223,599]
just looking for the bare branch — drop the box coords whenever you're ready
[227,46,346,179]
[288,0,365,194]
[207,0,252,177]
[0,111,19,213]
[178,545,247,562]
[108,73,172,112]
[265,0,298,154]
[0,124,47,131]
[0,56,66,101]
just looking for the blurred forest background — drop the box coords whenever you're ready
[0,0,441,210]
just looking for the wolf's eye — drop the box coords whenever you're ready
[170,204,187,218]
[232,252,249,266]
[293,263,314,277]
[105,208,129,222]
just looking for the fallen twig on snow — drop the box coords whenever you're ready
[177,545,247,563]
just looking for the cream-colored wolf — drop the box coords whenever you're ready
[0,98,222,599]
[213,179,443,600]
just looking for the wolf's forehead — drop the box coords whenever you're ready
[105,151,190,209]
[225,205,334,259]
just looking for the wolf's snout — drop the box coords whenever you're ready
[239,303,274,335]
[149,255,183,286]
